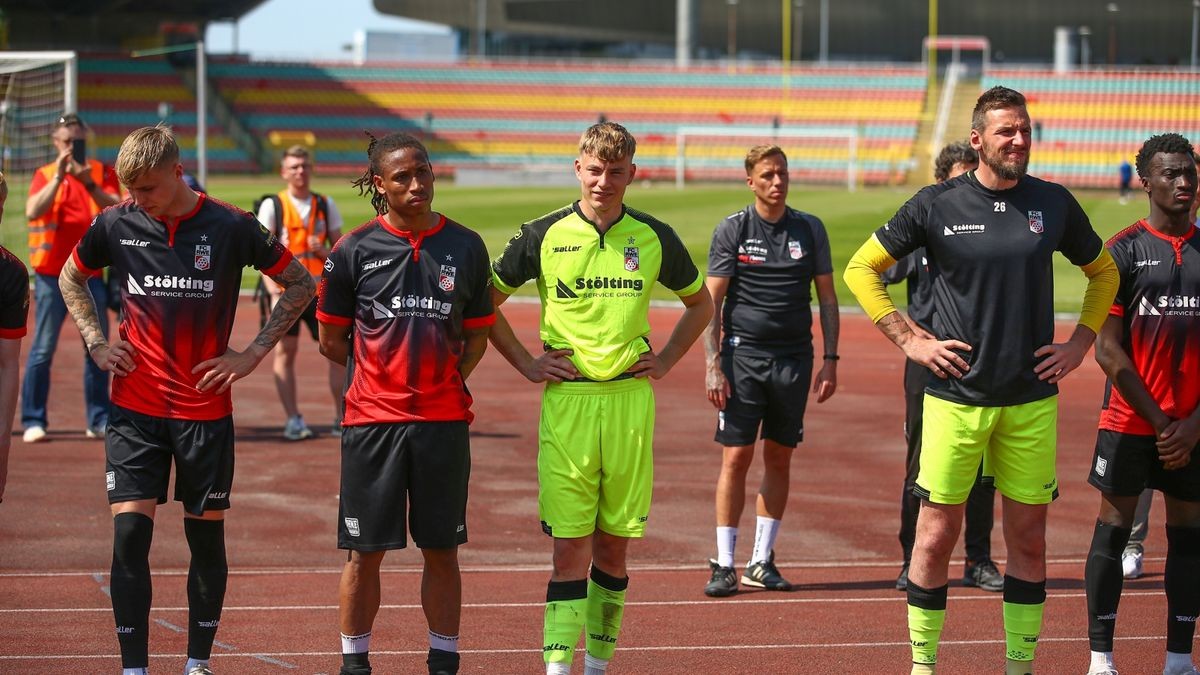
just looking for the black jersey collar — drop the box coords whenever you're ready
[572,200,626,233]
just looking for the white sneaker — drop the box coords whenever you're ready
[85,423,106,439]
[1121,548,1143,580]
[1164,664,1200,675]
[22,426,47,443]
[283,415,314,441]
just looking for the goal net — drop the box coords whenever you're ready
[0,51,77,176]
[674,125,859,191]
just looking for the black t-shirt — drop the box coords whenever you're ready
[75,194,292,420]
[874,172,1104,406]
[707,205,833,357]
[318,214,494,425]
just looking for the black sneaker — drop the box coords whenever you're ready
[963,559,1004,592]
[895,562,910,591]
[741,550,793,591]
[427,648,459,674]
[339,653,372,675]
[704,558,738,597]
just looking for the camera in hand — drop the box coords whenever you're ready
[71,138,86,164]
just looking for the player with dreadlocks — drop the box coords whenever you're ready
[317,132,495,675]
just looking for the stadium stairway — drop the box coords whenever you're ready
[77,55,258,174]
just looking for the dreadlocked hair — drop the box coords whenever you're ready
[1135,133,1195,179]
[350,131,432,215]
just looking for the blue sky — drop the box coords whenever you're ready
[204,0,450,61]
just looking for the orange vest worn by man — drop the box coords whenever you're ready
[21,113,121,444]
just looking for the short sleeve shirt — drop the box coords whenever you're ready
[1099,221,1200,436]
[0,246,29,339]
[317,214,495,426]
[491,202,703,381]
[707,205,832,356]
[873,172,1104,406]
[73,194,292,420]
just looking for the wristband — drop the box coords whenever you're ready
[823,354,840,361]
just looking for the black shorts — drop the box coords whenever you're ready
[714,350,813,448]
[338,421,471,551]
[261,292,319,340]
[1088,429,1200,501]
[105,404,235,515]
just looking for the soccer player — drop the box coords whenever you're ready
[257,145,346,440]
[843,86,1119,675]
[702,144,838,597]
[489,121,712,674]
[0,171,29,505]
[317,133,494,675]
[22,112,121,443]
[1084,133,1200,675]
[885,141,1003,594]
[59,125,315,675]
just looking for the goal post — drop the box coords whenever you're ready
[0,51,78,175]
[674,125,859,192]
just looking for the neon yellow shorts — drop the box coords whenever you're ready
[918,394,1059,505]
[538,377,655,539]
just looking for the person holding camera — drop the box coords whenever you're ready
[22,112,120,443]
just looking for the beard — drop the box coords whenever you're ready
[981,143,1029,181]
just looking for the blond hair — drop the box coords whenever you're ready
[115,125,180,184]
[744,145,786,174]
[281,144,311,162]
[578,122,636,161]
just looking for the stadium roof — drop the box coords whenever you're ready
[0,0,268,51]
[376,0,1197,66]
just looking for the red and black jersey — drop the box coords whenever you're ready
[0,245,29,339]
[73,194,292,420]
[1099,220,1200,436]
[317,214,494,425]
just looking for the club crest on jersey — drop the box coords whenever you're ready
[788,240,804,260]
[624,247,640,272]
[1028,210,1044,234]
[439,264,456,292]
[194,244,211,271]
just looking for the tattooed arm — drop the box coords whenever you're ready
[194,259,315,393]
[61,256,138,376]
[812,273,839,402]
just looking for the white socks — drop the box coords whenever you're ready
[1088,650,1114,673]
[429,629,459,653]
[583,653,609,674]
[716,526,737,567]
[751,516,781,565]
[341,631,371,654]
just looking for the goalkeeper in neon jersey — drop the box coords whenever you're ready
[489,121,712,675]
[844,86,1119,675]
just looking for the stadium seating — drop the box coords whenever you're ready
[206,59,927,185]
[984,68,1200,188]
[78,56,257,174]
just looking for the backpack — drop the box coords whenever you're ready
[252,192,330,320]
[251,192,329,239]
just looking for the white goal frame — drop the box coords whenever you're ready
[0,51,78,174]
[675,125,859,192]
